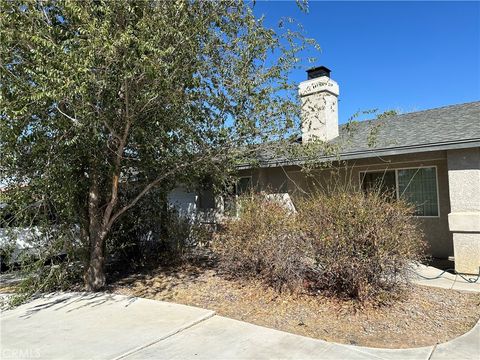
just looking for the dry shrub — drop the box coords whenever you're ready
[298,190,426,301]
[213,195,307,291]
[215,188,426,302]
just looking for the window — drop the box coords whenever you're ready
[398,167,438,217]
[197,188,215,210]
[361,170,396,200]
[223,177,253,217]
[236,177,252,195]
[360,167,439,217]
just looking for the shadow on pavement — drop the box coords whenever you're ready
[17,292,137,319]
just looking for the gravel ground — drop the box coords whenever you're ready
[109,263,480,349]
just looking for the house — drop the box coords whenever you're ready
[168,66,480,275]
[239,67,480,274]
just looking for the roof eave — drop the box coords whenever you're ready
[237,138,480,170]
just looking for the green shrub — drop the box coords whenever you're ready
[107,189,193,270]
[298,190,426,301]
[214,195,308,291]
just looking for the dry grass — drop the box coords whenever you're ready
[109,263,480,349]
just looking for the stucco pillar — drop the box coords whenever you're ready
[447,148,480,274]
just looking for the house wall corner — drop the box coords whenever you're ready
[447,148,480,274]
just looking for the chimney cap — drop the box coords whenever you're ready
[306,66,331,80]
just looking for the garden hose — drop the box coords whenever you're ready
[414,268,480,284]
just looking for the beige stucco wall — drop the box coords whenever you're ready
[447,148,480,274]
[239,151,453,259]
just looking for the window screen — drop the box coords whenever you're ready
[397,167,438,216]
[360,167,439,217]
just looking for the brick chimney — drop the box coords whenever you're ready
[299,66,339,143]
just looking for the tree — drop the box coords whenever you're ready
[0,0,315,290]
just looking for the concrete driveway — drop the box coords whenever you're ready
[1,292,478,360]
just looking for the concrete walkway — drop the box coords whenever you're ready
[1,292,479,360]
[410,264,480,293]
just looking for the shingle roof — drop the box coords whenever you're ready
[250,101,480,168]
[334,101,480,156]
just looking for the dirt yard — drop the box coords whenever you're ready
[109,263,480,349]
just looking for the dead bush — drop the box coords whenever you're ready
[298,190,426,302]
[213,195,307,291]
[214,188,426,302]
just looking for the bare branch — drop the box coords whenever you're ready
[101,79,133,230]
[55,106,80,126]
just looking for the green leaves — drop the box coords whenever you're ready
[1,0,316,267]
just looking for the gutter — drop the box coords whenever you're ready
[237,138,480,170]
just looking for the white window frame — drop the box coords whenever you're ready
[359,165,440,218]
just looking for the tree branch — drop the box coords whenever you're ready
[103,121,122,141]
[102,79,132,231]
[55,106,80,126]
[107,155,208,229]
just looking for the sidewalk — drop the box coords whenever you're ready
[1,292,479,360]
[410,263,480,293]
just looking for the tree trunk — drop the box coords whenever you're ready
[84,171,107,291]
[84,231,106,291]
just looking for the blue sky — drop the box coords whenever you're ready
[253,1,480,123]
